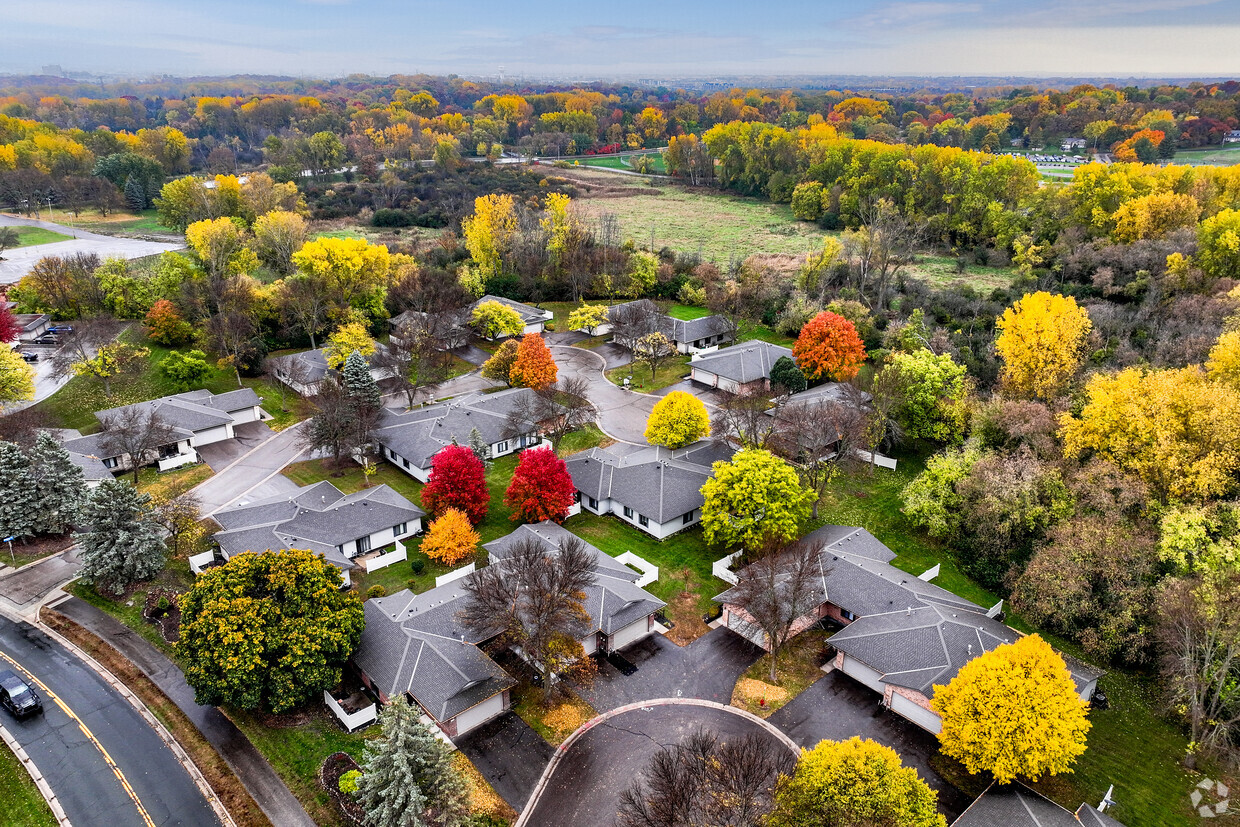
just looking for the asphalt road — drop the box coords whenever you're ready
[0,214,183,285]
[521,703,795,827]
[551,345,658,444]
[0,616,219,826]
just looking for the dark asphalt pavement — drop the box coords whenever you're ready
[551,345,657,444]
[0,615,219,826]
[574,627,763,711]
[523,704,795,827]
[768,670,971,820]
[54,598,315,827]
[455,712,554,811]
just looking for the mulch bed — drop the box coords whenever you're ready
[142,588,182,643]
[320,752,365,826]
[0,532,73,568]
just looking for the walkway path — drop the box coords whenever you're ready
[53,598,316,827]
[0,614,221,827]
[0,213,183,284]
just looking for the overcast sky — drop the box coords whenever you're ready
[6,0,1239,80]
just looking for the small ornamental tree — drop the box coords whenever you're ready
[509,334,558,389]
[421,508,479,566]
[0,442,37,540]
[177,548,365,713]
[769,355,807,395]
[792,311,866,382]
[504,445,576,524]
[0,348,36,403]
[470,300,524,340]
[356,695,470,827]
[144,299,194,346]
[323,321,377,370]
[567,303,608,334]
[700,448,813,551]
[0,302,22,343]
[71,341,150,396]
[160,349,213,391]
[645,390,711,449]
[931,634,1091,784]
[880,349,970,444]
[480,339,520,386]
[421,444,490,524]
[75,479,167,595]
[29,432,86,536]
[768,737,946,827]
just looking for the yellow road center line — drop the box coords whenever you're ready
[0,649,156,827]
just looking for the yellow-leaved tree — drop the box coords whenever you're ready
[566,303,608,335]
[0,347,36,403]
[291,236,391,311]
[420,508,479,566]
[644,391,710,449]
[323,322,377,370]
[470,300,524,340]
[931,634,1090,784]
[1206,329,1240,390]
[1059,366,1240,503]
[994,291,1092,400]
[461,194,516,284]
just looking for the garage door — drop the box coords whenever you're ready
[454,692,507,736]
[192,424,232,446]
[229,406,259,423]
[839,654,886,694]
[609,617,651,651]
[890,692,942,734]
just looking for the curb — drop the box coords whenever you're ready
[0,721,71,826]
[35,607,237,827]
[514,697,800,825]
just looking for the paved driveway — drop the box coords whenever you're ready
[0,213,183,284]
[449,343,493,367]
[653,377,732,406]
[768,670,971,819]
[522,703,794,827]
[574,627,763,711]
[191,421,308,515]
[195,421,275,471]
[0,616,220,826]
[455,712,554,811]
[551,345,656,445]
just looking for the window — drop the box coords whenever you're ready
[356,536,371,555]
[638,515,649,528]
[682,511,694,525]
[623,506,634,519]
[103,457,118,469]
[402,458,410,469]
[588,497,598,511]
[393,523,407,536]
[496,441,509,453]
[841,609,857,622]
[158,443,180,459]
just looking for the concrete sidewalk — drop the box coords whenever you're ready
[0,548,80,615]
[53,597,316,827]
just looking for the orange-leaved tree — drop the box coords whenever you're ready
[509,334,557,389]
[144,299,195,346]
[792,311,866,382]
[420,508,480,566]
[504,445,576,523]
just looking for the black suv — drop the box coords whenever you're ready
[0,670,43,718]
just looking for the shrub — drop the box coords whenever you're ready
[409,558,426,574]
[366,585,386,599]
[372,208,413,227]
[338,769,361,795]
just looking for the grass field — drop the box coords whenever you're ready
[7,225,73,247]
[54,208,178,235]
[905,255,1022,291]
[1171,145,1240,166]
[606,354,690,392]
[667,304,712,321]
[31,328,313,433]
[572,151,667,174]
[0,742,57,827]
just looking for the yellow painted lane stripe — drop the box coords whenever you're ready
[0,649,156,827]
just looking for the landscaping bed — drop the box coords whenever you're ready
[0,532,73,569]
[319,752,365,826]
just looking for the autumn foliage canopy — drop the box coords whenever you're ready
[792,311,866,382]
[421,444,490,524]
[420,508,480,566]
[504,445,576,524]
[509,333,558,389]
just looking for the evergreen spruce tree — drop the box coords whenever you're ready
[468,427,491,468]
[29,432,86,535]
[123,174,146,213]
[75,479,167,595]
[0,442,36,541]
[342,350,382,411]
[356,696,470,827]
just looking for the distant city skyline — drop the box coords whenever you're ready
[6,0,1239,80]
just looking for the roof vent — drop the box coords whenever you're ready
[906,606,912,615]
[967,644,973,656]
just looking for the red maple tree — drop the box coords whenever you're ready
[0,303,20,344]
[792,311,866,382]
[504,445,576,524]
[421,444,490,525]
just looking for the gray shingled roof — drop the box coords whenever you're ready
[606,300,731,345]
[475,295,552,325]
[566,440,734,524]
[691,341,793,384]
[373,387,547,471]
[1076,803,1127,827]
[211,481,423,572]
[953,784,1088,827]
[96,388,260,435]
[267,348,331,384]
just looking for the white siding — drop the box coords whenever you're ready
[610,616,652,651]
[191,424,233,446]
[839,654,887,693]
[521,322,545,335]
[229,406,261,424]
[453,693,507,736]
[580,633,599,656]
[717,377,740,394]
[890,692,943,734]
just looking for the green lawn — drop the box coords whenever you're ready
[0,742,56,827]
[905,255,1022,291]
[55,208,178,235]
[605,354,690,392]
[31,329,314,433]
[667,304,711,321]
[7,225,72,247]
[821,450,1201,827]
[1171,146,1240,166]
[573,152,667,174]
[555,424,611,457]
